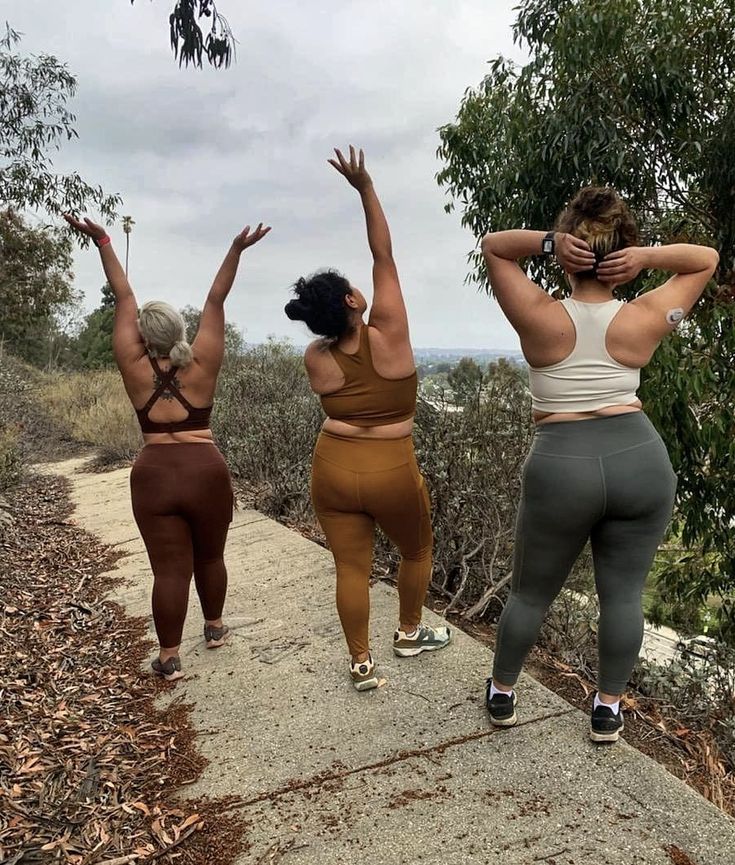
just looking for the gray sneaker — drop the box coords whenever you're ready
[350,653,379,691]
[393,623,451,657]
[151,656,184,681]
[204,623,230,648]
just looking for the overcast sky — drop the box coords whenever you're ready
[8,0,526,350]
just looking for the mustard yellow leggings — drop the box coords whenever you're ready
[311,431,433,658]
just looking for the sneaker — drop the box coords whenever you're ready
[151,656,184,681]
[204,623,230,648]
[393,623,452,657]
[590,704,624,743]
[485,679,518,727]
[350,653,379,691]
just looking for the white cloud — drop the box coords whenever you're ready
[6,0,527,350]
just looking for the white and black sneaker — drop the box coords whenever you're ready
[590,703,624,743]
[485,679,518,727]
[350,653,379,691]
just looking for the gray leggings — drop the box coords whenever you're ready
[493,412,677,695]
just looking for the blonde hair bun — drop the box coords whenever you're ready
[138,301,193,368]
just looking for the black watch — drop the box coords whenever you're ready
[541,231,555,255]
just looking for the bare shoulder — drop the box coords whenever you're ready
[304,338,332,368]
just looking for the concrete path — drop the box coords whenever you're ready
[43,458,735,865]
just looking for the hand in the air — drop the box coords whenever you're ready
[232,223,272,252]
[597,247,646,284]
[63,214,107,243]
[554,232,596,274]
[328,146,372,192]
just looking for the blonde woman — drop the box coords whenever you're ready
[64,214,271,679]
[480,187,718,741]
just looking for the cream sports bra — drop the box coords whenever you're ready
[528,298,640,414]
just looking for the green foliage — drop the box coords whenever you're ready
[180,304,245,361]
[635,644,735,768]
[0,424,22,491]
[0,27,120,223]
[437,0,735,631]
[0,209,79,367]
[447,357,483,405]
[214,339,323,519]
[73,284,116,369]
[130,1,235,69]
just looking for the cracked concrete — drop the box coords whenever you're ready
[40,458,735,865]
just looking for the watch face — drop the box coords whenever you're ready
[542,240,554,254]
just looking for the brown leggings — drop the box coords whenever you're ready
[130,443,233,648]
[311,431,433,658]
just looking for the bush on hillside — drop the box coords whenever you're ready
[39,370,141,464]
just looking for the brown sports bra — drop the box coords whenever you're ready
[320,325,417,427]
[135,356,213,434]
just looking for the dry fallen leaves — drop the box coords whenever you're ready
[0,474,247,863]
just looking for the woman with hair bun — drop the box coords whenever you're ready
[64,214,271,679]
[479,187,718,741]
[285,146,450,691]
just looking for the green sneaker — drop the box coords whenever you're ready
[393,623,451,657]
[350,653,379,691]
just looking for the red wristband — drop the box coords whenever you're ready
[93,235,111,249]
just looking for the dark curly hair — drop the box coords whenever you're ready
[284,270,353,339]
[555,186,639,279]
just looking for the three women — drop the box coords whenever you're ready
[68,158,718,743]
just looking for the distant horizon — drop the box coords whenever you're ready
[245,339,523,357]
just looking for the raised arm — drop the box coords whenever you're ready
[192,223,271,371]
[598,244,719,338]
[481,230,595,335]
[63,215,144,366]
[328,147,406,337]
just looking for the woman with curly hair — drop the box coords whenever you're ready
[480,187,718,741]
[285,147,450,691]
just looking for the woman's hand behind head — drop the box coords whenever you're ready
[597,247,647,285]
[555,232,596,274]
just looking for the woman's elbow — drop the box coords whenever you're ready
[706,247,720,273]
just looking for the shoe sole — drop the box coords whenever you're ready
[589,724,624,743]
[352,676,379,691]
[153,667,185,682]
[206,637,228,649]
[488,712,518,727]
[393,632,452,658]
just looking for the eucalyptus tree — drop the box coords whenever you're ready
[437,0,735,634]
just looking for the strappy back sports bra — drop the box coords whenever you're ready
[135,356,213,434]
[320,325,417,427]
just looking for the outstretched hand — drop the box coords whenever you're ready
[555,232,596,274]
[232,223,272,252]
[328,146,372,192]
[63,213,107,243]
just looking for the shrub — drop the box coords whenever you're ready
[0,424,22,491]
[39,370,142,464]
[214,340,323,521]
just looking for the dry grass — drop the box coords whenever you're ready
[39,370,142,464]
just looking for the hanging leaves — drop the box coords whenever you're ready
[131,0,235,69]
